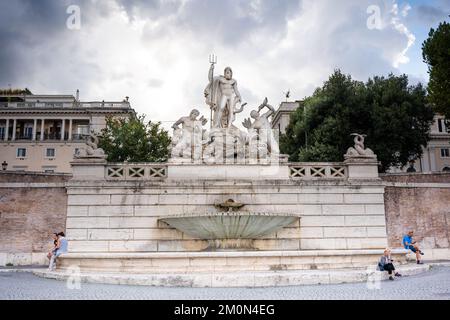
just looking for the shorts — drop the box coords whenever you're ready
[407,245,417,253]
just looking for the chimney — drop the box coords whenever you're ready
[76,89,80,101]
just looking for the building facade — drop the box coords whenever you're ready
[271,101,302,134]
[411,115,450,172]
[0,90,134,173]
[270,101,450,173]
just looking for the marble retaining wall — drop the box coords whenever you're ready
[2,170,449,266]
[0,173,70,266]
[382,173,450,260]
[64,177,388,253]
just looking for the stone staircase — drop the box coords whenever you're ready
[55,249,409,274]
[34,263,429,288]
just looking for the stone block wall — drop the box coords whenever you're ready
[382,173,450,259]
[1,171,449,266]
[65,179,388,253]
[0,172,70,265]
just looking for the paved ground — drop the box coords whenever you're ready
[1,266,450,300]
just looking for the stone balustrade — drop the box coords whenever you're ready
[103,162,353,180]
[106,163,167,180]
[288,163,347,179]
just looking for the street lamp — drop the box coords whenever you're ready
[2,161,8,171]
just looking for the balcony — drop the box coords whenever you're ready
[44,133,61,140]
[71,133,88,141]
[0,101,130,109]
[15,134,33,141]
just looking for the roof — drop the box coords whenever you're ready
[277,101,301,112]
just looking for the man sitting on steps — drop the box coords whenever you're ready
[402,230,424,264]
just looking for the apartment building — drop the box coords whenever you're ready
[270,101,449,173]
[271,101,302,134]
[411,115,450,172]
[0,89,134,173]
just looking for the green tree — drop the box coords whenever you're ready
[98,114,171,162]
[422,21,450,120]
[280,70,434,172]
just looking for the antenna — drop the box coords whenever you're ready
[283,89,291,102]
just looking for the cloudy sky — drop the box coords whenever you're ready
[0,0,449,129]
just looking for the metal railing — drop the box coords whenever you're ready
[0,102,129,109]
[0,132,90,141]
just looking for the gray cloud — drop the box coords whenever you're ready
[0,0,434,128]
[131,0,303,45]
[147,78,164,87]
[406,0,450,27]
[0,0,87,87]
[116,0,182,21]
[176,0,302,45]
[415,4,449,24]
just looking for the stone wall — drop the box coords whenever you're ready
[1,171,449,266]
[382,173,450,260]
[64,160,388,254]
[0,172,70,265]
[381,172,450,183]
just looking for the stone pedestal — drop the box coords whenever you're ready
[344,157,379,180]
[71,158,107,180]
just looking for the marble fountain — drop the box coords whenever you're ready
[44,60,412,287]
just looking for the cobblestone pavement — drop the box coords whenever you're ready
[1,266,450,300]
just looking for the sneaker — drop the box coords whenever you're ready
[420,251,424,255]
[417,261,423,264]
[389,276,394,281]
[395,272,402,277]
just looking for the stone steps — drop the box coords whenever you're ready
[33,263,430,287]
[57,249,410,273]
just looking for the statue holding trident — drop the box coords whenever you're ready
[204,54,245,128]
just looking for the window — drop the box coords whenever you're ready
[0,127,4,140]
[46,148,56,158]
[441,148,450,158]
[24,127,33,138]
[438,119,447,133]
[16,148,27,158]
[77,125,90,135]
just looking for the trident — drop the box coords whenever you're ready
[209,53,217,65]
[208,54,217,128]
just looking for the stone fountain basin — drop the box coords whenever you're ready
[159,212,299,240]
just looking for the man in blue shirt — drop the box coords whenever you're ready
[403,230,424,264]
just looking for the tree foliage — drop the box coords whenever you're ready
[422,21,450,120]
[280,70,434,172]
[98,114,171,162]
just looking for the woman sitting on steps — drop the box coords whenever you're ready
[378,248,402,281]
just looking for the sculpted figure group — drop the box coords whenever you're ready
[171,57,280,163]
